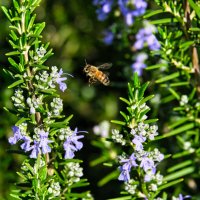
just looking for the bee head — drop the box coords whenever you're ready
[83,64,91,73]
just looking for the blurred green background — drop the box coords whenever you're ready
[0,0,130,199]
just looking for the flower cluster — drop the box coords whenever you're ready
[61,127,86,159]
[8,124,85,159]
[35,66,71,92]
[118,0,147,26]
[103,30,114,45]
[63,162,83,186]
[93,0,114,21]
[134,21,161,51]
[49,97,63,116]
[93,0,147,26]
[93,1,160,76]
[34,46,47,61]
[11,89,25,109]
[117,122,164,195]
[26,96,43,114]
[131,53,148,76]
[93,120,110,138]
[180,95,188,106]
[111,129,126,145]
[9,125,53,158]
[48,182,61,197]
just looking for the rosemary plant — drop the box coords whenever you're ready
[2,0,92,199]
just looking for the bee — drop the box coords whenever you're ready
[83,61,112,86]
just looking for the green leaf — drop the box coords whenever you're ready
[6,51,21,56]
[16,117,30,126]
[1,6,12,21]
[69,179,89,188]
[34,22,45,36]
[163,167,194,181]
[189,27,200,32]
[3,107,17,115]
[11,17,21,21]
[40,89,57,95]
[120,111,128,121]
[160,82,189,87]
[133,72,139,87]
[144,118,158,124]
[156,72,180,83]
[108,196,132,200]
[146,63,168,70]
[13,0,20,13]
[139,82,149,99]
[169,117,188,129]
[167,160,193,173]
[8,79,24,88]
[127,84,133,100]
[168,88,180,100]
[111,120,126,126]
[27,14,36,32]
[9,30,18,41]
[8,57,20,71]
[8,39,19,49]
[151,18,178,25]
[3,68,14,79]
[157,179,183,191]
[119,97,130,105]
[143,9,164,18]
[161,95,176,103]
[179,41,194,49]
[188,0,200,18]
[155,123,195,140]
[98,170,119,186]
[172,150,191,158]
[16,172,28,181]
[90,156,109,167]
[189,88,196,100]
[49,121,69,128]
[139,94,154,105]
[10,193,21,200]
[25,10,31,30]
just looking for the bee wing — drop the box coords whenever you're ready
[97,63,112,69]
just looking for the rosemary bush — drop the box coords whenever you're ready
[1,0,200,199]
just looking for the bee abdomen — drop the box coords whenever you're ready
[101,76,110,85]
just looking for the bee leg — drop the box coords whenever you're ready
[89,77,97,86]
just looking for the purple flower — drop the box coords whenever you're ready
[132,134,146,151]
[93,0,113,21]
[134,22,160,51]
[140,156,155,172]
[118,0,147,26]
[118,166,131,181]
[39,130,53,154]
[118,153,138,182]
[144,167,156,182]
[63,128,85,159]
[30,141,40,159]
[103,30,114,45]
[21,136,31,152]
[56,69,68,92]
[29,130,52,158]
[177,194,191,200]
[131,53,148,76]
[8,126,22,145]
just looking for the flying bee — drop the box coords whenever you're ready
[83,61,112,86]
